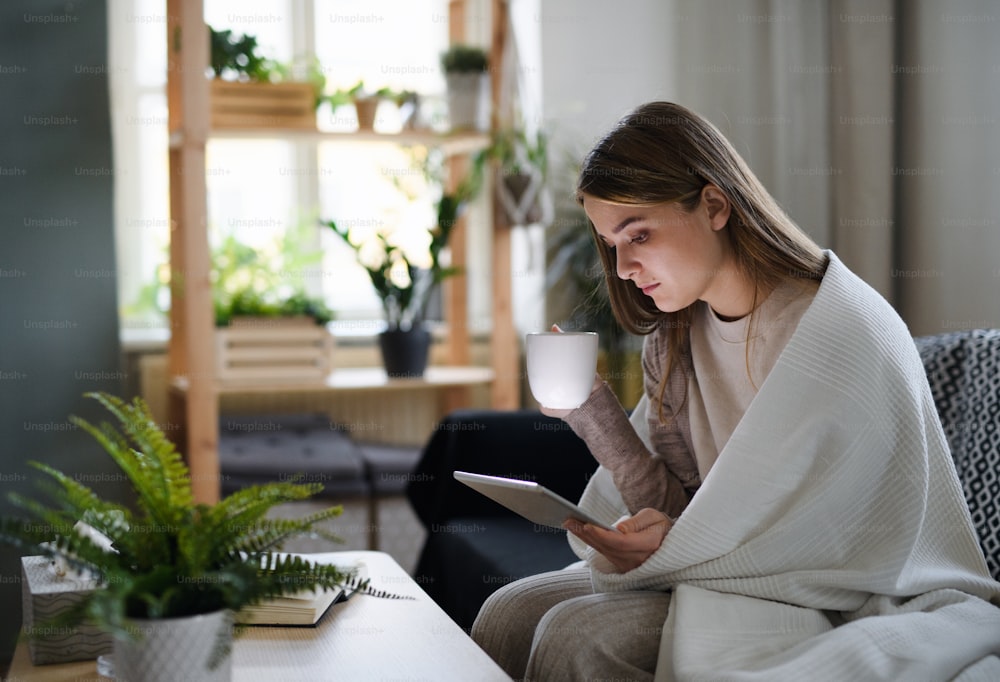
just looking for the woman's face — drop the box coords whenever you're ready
[582,187,749,318]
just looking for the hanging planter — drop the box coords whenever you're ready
[498,170,546,225]
[491,128,550,226]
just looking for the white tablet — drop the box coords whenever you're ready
[453,471,618,532]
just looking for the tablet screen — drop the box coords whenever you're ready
[453,471,617,532]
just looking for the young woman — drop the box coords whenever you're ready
[471,102,1000,681]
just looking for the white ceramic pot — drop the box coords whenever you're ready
[109,610,234,682]
[444,72,489,131]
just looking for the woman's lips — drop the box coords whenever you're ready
[641,283,660,295]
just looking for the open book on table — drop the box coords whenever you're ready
[237,557,368,626]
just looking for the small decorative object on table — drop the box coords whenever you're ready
[20,555,112,665]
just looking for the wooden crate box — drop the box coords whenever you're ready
[215,318,335,382]
[211,80,316,130]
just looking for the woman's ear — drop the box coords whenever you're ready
[701,184,731,231]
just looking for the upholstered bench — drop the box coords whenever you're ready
[357,441,424,496]
[218,413,423,553]
[217,413,371,499]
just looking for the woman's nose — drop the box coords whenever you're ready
[616,247,636,280]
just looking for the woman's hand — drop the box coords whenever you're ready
[564,508,672,573]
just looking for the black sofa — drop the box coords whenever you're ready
[406,410,596,631]
[407,330,1000,633]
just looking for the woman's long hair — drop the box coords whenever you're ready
[576,102,826,415]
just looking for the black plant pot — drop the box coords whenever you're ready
[379,326,431,378]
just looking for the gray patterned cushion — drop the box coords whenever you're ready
[915,329,1000,580]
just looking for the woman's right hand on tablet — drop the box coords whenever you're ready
[563,508,672,573]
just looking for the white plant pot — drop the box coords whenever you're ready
[108,610,234,682]
[444,72,489,131]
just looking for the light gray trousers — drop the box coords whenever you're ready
[471,568,672,682]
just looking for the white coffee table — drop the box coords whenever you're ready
[7,550,511,681]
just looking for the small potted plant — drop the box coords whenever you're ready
[338,81,392,131]
[440,44,490,131]
[0,393,399,681]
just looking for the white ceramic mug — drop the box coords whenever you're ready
[525,331,599,409]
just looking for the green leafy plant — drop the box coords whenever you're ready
[326,81,391,107]
[321,150,485,331]
[0,393,408,642]
[211,224,333,327]
[209,27,326,109]
[440,44,489,74]
[266,55,329,108]
[214,289,334,327]
[125,225,334,329]
[125,228,334,329]
[209,26,271,82]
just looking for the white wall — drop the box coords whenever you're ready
[538,0,831,246]
[539,0,678,191]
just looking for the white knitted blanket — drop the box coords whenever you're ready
[571,253,1000,681]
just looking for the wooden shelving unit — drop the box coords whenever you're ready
[165,0,518,503]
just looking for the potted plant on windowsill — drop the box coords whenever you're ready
[321,152,485,377]
[0,393,404,682]
[441,44,490,131]
[342,81,389,131]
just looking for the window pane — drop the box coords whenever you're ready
[114,0,479,335]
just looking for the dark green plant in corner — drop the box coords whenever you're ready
[0,393,407,645]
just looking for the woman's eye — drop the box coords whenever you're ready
[628,233,647,245]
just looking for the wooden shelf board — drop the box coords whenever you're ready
[171,365,495,396]
[169,128,491,156]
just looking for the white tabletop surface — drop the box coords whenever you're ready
[7,550,511,682]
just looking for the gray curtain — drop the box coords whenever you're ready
[668,0,1000,336]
